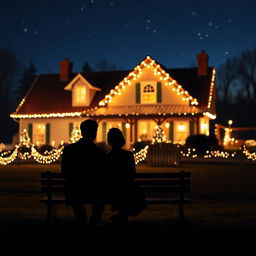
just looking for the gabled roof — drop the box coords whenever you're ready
[11,56,216,119]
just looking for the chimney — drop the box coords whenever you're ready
[59,58,73,82]
[197,50,209,76]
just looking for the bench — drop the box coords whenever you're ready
[40,171,191,222]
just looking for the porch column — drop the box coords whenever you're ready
[134,119,138,142]
[196,117,200,134]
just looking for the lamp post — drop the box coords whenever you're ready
[228,120,233,148]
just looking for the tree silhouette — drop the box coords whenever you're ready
[81,62,93,73]
[16,62,37,101]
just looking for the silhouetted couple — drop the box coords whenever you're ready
[61,119,147,227]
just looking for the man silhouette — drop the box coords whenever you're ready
[61,119,106,226]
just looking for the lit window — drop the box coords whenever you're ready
[73,85,87,106]
[174,121,189,144]
[34,124,46,145]
[141,83,156,104]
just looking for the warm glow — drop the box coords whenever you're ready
[34,124,46,145]
[178,124,186,131]
[73,85,86,106]
[125,123,131,129]
[201,123,207,131]
[165,123,170,128]
[141,82,156,104]
[228,120,233,126]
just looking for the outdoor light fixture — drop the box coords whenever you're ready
[178,124,186,131]
[125,123,131,129]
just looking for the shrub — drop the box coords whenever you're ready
[185,134,219,154]
[37,144,55,154]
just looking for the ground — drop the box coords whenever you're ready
[0,162,256,246]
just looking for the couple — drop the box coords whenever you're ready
[61,119,147,226]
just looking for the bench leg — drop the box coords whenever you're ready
[46,203,56,222]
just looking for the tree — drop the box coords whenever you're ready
[16,62,37,101]
[95,59,121,71]
[237,49,256,104]
[0,47,19,143]
[152,126,166,144]
[81,62,93,73]
[0,47,19,106]
[216,57,238,106]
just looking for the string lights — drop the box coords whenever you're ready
[134,145,149,165]
[1,128,255,165]
[99,56,199,107]
[207,69,216,109]
[151,126,167,144]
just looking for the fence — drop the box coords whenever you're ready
[147,143,180,167]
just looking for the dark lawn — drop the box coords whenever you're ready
[0,162,256,240]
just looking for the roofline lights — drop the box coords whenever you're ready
[98,56,199,107]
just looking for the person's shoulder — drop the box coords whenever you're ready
[93,144,106,155]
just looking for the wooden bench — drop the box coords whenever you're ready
[41,171,191,222]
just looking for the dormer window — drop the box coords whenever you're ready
[72,84,87,106]
[141,81,156,104]
[64,73,101,107]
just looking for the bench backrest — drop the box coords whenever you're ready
[41,171,191,197]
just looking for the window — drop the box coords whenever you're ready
[34,124,46,145]
[174,121,189,144]
[141,82,156,104]
[73,85,87,106]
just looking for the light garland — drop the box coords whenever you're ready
[133,145,149,165]
[1,129,255,165]
[242,145,256,161]
[99,56,199,107]
[10,112,82,119]
[0,146,19,165]
[207,69,216,109]
[31,145,64,164]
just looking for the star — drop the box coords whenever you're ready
[23,28,28,33]
[109,2,114,6]
[191,11,197,16]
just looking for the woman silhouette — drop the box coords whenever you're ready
[107,128,147,225]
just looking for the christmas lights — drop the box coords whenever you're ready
[134,145,149,164]
[207,69,216,109]
[151,126,167,144]
[99,56,199,107]
[10,112,82,119]
[69,127,82,143]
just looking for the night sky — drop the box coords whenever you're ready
[1,0,256,74]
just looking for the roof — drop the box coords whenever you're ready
[12,57,215,118]
[83,105,201,118]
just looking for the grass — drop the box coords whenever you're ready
[0,162,256,239]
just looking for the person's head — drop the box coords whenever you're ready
[80,119,98,142]
[107,128,126,149]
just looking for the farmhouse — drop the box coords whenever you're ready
[11,51,216,149]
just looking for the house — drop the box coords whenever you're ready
[11,51,216,149]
